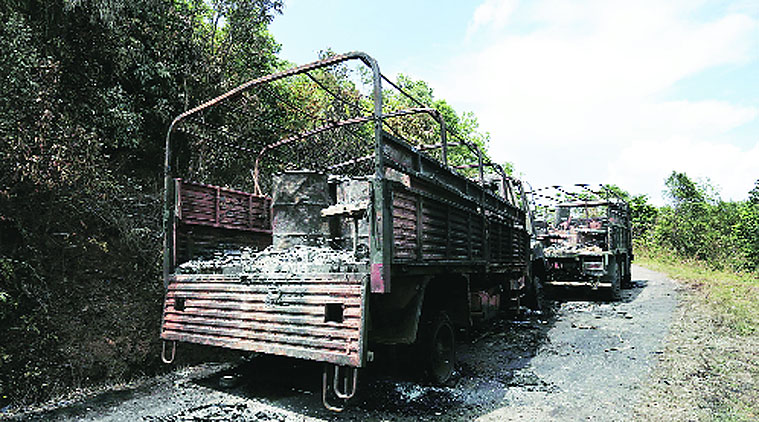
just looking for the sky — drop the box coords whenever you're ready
[269,0,759,205]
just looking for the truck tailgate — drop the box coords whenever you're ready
[161,272,368,367]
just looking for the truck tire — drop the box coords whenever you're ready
[523,268,544,311]
[420,311,455,384]
[609,258,622,301]
[622,256,632,288]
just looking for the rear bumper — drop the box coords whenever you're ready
[544,280,612,288]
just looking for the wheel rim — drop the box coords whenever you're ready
[430,322,455,382]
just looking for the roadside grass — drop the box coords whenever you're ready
[635,248,759,422]
[636,249,758,336]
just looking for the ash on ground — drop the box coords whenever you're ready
[176,245,368,275]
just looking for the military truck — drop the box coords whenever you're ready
[532,185,632,300]
[158,52,533,411]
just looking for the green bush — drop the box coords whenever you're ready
[635,173,759,274]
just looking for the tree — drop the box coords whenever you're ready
[664,171,706,207]
[0,0,283,406]
[651,171,758,269]
[749,179,759,204]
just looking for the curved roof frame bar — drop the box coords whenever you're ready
[251,106,442,195]
[164,51,381,182]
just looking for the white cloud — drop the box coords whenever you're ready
[608,137,759,204]
[467,0,520,36]
[435,0,759,203]
[644,101,758,137]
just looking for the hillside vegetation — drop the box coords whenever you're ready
[0,0,289,406]
[633,172,759,340]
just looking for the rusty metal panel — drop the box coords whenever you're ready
[420,200,448,259]
[392,191,418,260]
[335,178,371,252]
[271,172,330,249]
[173,179,272,265]
[160,272,367,367]
[177,179,271,233]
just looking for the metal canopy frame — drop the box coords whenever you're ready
[527,184,631,228]
[161,51,513,284]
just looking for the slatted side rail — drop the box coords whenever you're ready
[173,179,273,263]
[176,179,271,232]
[389,181,528,269]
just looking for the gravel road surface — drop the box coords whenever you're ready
[13,265,677,422]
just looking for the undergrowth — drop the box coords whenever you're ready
[636,247,758,336]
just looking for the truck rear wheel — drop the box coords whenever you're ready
[622,256,632,288]
[524,267,544,311]
[609,258,622,301]
[421,311,455,384]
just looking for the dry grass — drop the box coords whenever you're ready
[635,251,759,422]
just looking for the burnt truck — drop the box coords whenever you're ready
[158,52,532,410]
[532,185,632,300]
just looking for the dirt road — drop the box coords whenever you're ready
[13,265,677,422]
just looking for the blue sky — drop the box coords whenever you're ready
[270,0,759,204]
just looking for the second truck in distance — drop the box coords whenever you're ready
[532,185,633,300]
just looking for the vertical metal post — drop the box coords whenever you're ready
[368,59,382,178]
[477,147,484,186]
[445,205,451,259]
[467,213,472,259]
[363,55,391,294]
[215,186,221,226]
[439,115,448,166]
[477,146,487,260]
[415,197,423,261]
[162,119,180,288]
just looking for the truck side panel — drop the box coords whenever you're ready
[389,182,527,268]
[380,133,528,273]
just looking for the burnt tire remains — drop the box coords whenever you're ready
[420,311,456,384]
[608,258,622,301]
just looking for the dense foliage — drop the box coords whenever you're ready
[635,173,759,274]
[0,0,283,406]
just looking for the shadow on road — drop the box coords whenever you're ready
[188,279,650,420]
[186,305,561,421]
[15,277,653,421]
